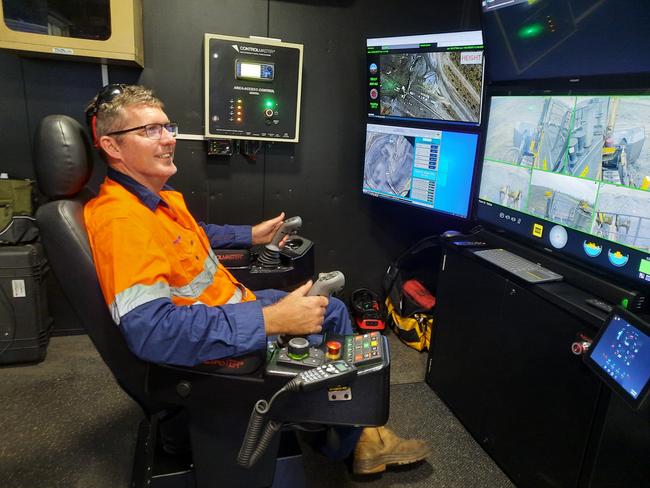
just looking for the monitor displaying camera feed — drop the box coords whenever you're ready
[363,123,479,219]
[476,95,650,288]
[366,30,485,125]
[585,310,650,409]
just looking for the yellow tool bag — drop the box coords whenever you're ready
[382,236,440,352]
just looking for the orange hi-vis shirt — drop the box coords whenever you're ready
[84,173,266,366]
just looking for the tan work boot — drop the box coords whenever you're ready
[353,426,430,474]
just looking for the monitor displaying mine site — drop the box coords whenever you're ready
[476,94,650,287]
[363,123,479,219]
[366,30,485,126]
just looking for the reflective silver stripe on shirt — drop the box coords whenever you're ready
[170,251,219,299]
[110,250,242,324]
[110,281,170,325]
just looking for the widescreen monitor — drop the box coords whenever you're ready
[584,308,650,410]
[363,123,479,219]
[476,94,650,288]
[366,30,485,125]
[481,0,650,82]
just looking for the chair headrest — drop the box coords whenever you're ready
[34,115,93,199]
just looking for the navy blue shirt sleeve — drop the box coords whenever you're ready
[119,297,267,366]
[199,223,252,249]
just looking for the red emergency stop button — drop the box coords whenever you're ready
[326,340,342,360]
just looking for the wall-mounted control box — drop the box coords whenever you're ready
[0,0,143,67]
[204,33,303,143]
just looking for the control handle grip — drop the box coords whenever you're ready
[269,216,302,249]
[307,271,345,296]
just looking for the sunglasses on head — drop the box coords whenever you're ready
[85,83,127,147]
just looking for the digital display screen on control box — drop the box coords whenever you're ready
[366,30,485,126]
[363,123,479,219]
[585,310,650,409]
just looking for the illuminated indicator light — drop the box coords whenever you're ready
[237,111,241,115]
[532,223,544,238]
[518,23,544,39]
[236,117,241,122]
[237,99,242,103]
[265,100,275,108]
[621,298,629,309]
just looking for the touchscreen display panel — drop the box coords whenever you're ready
[587,311,650,408]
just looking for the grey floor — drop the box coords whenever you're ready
[0,332,514,488]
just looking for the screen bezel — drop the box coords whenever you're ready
[584,307,650,410]
[474,84,650,293]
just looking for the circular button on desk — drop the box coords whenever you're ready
[288,337,310,360]
[326,340,342,360]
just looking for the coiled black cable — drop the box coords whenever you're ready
[237,377,302,469]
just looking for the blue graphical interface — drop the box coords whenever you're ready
[363,124,479,218]
[590,315,650,400]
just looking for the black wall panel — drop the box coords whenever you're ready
[0,0,481,331]
[0,51,32,179]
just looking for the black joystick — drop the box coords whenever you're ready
[257,216,302,267]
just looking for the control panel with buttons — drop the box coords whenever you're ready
[205,33,303,143]
[266,331,387,377]
[345,331,384,366]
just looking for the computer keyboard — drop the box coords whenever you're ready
[472,248,563,284]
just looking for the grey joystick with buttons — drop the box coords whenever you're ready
[257,216,302,267]
[268,216,302,251]
[307,271,345,296]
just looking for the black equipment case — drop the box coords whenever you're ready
[0,243,52,365]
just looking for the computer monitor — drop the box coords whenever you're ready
[481,0,650,82]
[363,123,479,219]
[366,30,485,125]
[584,308,650,410]
[476,94,650,289]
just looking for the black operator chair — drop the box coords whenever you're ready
[32,115,296,488]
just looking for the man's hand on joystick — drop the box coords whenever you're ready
[256,215,302,267]
[251,212,286,246]
[263,280,328,337]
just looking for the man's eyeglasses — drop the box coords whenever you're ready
[107,123,178,140]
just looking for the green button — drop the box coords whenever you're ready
[288,352,308,360]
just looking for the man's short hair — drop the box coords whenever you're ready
[85,84,164,138]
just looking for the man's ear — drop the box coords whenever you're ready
[98,135,121,159]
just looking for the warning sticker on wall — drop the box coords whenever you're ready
[12,279,26,298]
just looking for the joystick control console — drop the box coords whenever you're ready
[256,216,303,267]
